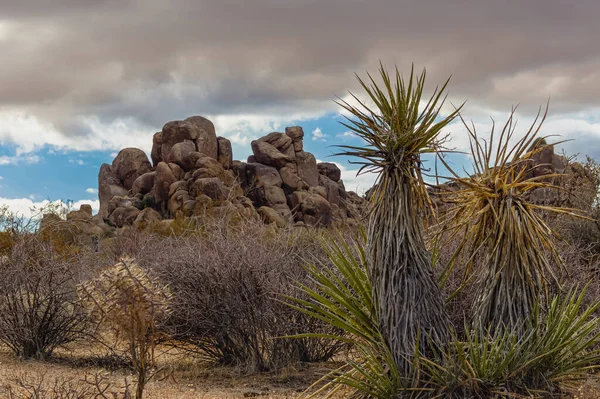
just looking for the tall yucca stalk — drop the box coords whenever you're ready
[438,106,586,332]
[336,64,461,374]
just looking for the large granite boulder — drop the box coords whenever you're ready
[318,162,342,182]
[280,164,308,193]
[111,148,152,190]
[152,162,179,207]
[132,172,156,196]
[217,136,233,169]
[290,190,333,227]
[285,126,304,152]
[98,164,128,219]
[246,163,283,188]
[251,140,293,169]
[157,116,218,164]
[169,140,197,171]
[296,151,319,187]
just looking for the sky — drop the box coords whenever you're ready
[2,0,600,217]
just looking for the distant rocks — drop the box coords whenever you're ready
[429,139,596,210]
[94,116,366,231]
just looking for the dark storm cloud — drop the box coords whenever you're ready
[1,0,600,139]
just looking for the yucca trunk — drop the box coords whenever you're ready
[368,172,448,374]
[473,202,546,332]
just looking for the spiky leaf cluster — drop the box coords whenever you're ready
[438,106,587,331]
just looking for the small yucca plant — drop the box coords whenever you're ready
[336,63,461,374]
[286,235,404,399]
[79,257,171,399]
[437,106,587,332]
[421,287,600,397]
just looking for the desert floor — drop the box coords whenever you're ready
[1,344,599,398]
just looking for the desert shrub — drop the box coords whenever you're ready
[125,219,348,372]
[2,374,92,399]
[552,156,600,254]
[79,257,171,399]
[0,230,14,256]
[1,371,135,399]
[0,237,91,359]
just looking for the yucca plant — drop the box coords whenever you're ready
[421,287,600,398]
[437,105,587,332]
[336,64,462,374]
[286,234,404,399]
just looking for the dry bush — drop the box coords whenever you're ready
[104,218,350,372]
[552,157,600,252]
[0,236,91,359]
[2,374,91,399]
[79,257,171,399]
[1,371,135,399]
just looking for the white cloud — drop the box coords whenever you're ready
[0,176,3,180]
[85,188,98,194]
[0,198,100,219]
[442,108,600,163]
[0,154,41,165]
[312,127,326,141]
[69,158,85,165]
[210,110,327,144]
[336,131,356,139]
[0,110,156,155]
[338,163,377,195]
[0,109,329,164]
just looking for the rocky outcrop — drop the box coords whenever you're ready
[96,117,367,230]
[429,140,596,211]
[40,204,112,247]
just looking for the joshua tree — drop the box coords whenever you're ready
[337,64,461,374]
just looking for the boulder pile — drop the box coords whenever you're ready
[97,116,366,230]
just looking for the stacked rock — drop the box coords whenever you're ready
[97,116,366,230]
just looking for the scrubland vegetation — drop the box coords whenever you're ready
[1,65,600,398]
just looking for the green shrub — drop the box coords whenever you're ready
[287,234,405,399]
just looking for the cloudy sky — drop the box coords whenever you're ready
[1,0,600,216]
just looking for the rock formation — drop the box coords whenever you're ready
[429,140,598,210]
[97,116,366,230]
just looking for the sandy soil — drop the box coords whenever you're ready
[0,345,333,399]
[1,345,599,398]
